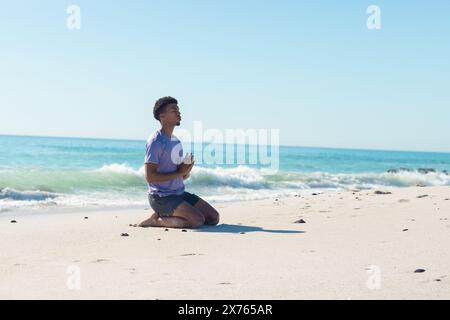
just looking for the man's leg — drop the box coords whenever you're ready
[139,202,205,229]
[194,198,220,225]
[138,212,190,228]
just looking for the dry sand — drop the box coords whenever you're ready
[1,186,450,299]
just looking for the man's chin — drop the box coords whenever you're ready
[176,122,181,126]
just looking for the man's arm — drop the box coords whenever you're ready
[180,153,194,180]
[144,163,192,184]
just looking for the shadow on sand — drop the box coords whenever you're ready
[194,223,305,234]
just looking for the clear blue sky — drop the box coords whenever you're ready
[1,0,449,152]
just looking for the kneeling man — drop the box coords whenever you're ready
[139,96,220,229]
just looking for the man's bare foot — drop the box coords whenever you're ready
[137,213,161,228]
[134,211,194,229]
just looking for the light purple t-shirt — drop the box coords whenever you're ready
[144,130,185,197]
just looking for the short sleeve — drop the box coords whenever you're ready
[144,140,162,164]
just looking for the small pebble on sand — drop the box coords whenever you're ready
[374,190,392,195]
[414,269,426,273]
[10,220,17,223]
[121,233,129,237]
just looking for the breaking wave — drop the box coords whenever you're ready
[1,164,448,211]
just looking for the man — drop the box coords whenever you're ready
[138,96,220,229]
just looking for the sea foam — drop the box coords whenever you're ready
[1,164,449,212]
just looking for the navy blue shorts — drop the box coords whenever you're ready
[148,191,201,217]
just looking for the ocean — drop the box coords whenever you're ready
[1,134,449,213]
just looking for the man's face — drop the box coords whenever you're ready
[160,103,181,126]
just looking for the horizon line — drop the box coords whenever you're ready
[1,132,450,155]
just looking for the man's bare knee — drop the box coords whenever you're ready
[184,206,205,228]
[194,199,220,226]
[189,213,205,228]
[173,202,205,228]
[205,212,220,225]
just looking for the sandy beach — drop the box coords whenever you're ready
[1,186,450,299]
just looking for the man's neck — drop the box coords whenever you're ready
[161,125,174,138]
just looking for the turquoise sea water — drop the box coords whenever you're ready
[1,135,449,212]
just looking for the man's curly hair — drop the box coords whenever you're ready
[153,96,178,121]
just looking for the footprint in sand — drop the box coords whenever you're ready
[91,259,109,263]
